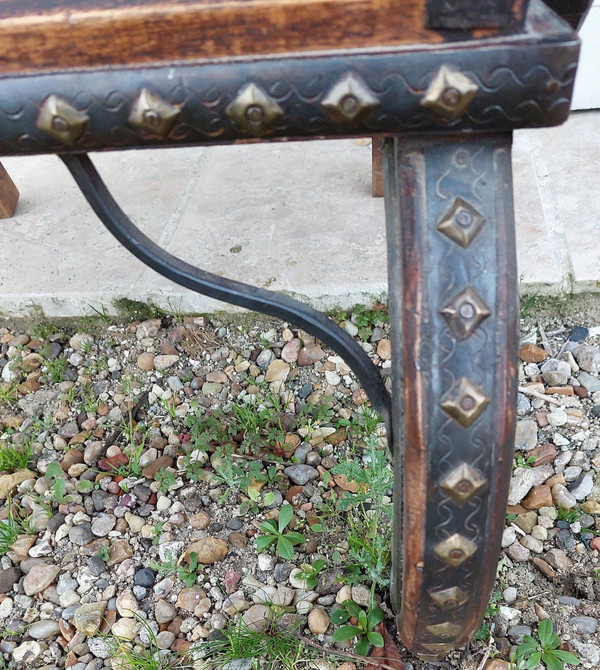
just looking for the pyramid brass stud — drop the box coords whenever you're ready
[421,65,478,121]
[226,83,283,136]
[36,95,89,146]
[437,197,486,248]
[129,89,180,137]
[440,286,491,340]
[429,586,470,610]
[434,533,477,567]
[426,621,462,640]
[321,72,379,124]
[440,377,490,428]
[440,462,487,504]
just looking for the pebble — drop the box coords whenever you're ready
[155,599,177,624]
[540,359,571,386]
[28,620,60,639]
[552,483,577,509]
[573,345,600,373]
[508,468,537,505]
[308,608,330,634]
[154,355,179,370]
[520,344,548,363]
[569,473,594,500]
[569,616,598,635]
[134,568,156,587]
[547,409,568,426]
[284,465,320,486]
[274,563,291,583]
[23,563,61,596]
[185,538,228,564]
[137,352,155,371]
[515,420,538,451]
[70,333,94,351]
[577,371,600,392]
[73,601,107,635]
[506,542,530,562]
[242,604,270,632]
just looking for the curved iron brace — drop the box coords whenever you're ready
[61,153,393,444]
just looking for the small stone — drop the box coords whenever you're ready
[569,616,598,635]
[137,318,162,340]
[281,339,302,363]
[552,484,577,509]
[154,355,179,370]
[514,511,538,534]
[13,641,43,664]
[573,345,600,373]
[108,539,134,565]
[515,420,538,451]
[257,553,275,572]
[508,468,537,506]
[23,563,60,596]
[284,465,320,486]
[545,548,571,571]
[273,586,294,606]
[0,567,21,593]
[91,513,116,537]
[28,619,60,639]
[111,618,138,640]
[532,557,556,579]
[501,527,516,548]
[582,500,600,514]
[520,536,543,553]
[308,608,330,634]
[297,344,326,366]
[137,353,155,371]
[529,443,557,466]
[376,339,391,360]
[522,485,553,510]
[242,604,271,632]
[503,587,518,604]
[265,359,290,383]
[506,542,530,562]
[568,473,594,501]
[70,333,94,351]
[577,371,600,392]
[155,599,177,624]
[177,587,206,611]
[540,359,571,386]
[141,455,174,479]
[134,568,156,587]
[185,538,228,564]
[73,601,107,635]
[274,563,291,583]
[0,469,36,499]
[351,585,371,607]
[547,409,568,426]
[520,344,548,363]
[116,590,138,617]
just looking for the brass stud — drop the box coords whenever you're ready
[426,621,462,640]
[36,95,89,146]
[226,83,283,136]
[437,197,486,248]
[421,65,478,120]
[440,286,491,340]
[429,586,469,610]
[440,377,490,428]
[440,462,487,504]
[129,89,180,137]
[433,533,477,567]
[321,73,379,124]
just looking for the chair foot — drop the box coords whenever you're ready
[383,133,518,659]
[0,162,19,218]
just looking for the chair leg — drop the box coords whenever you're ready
[0,162,19,218]
[383,133,518,660]
[371,139,384,198]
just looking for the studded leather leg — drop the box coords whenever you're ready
[383,134,518,660]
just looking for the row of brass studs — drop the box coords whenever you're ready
[35,66,479,146]
[423,185,491,653]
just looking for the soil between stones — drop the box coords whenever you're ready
[0,308,598,670]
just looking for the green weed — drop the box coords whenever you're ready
[255,503,306,559]
[511,618,579,670]
[0,441,32,472]
[331,600,385,656]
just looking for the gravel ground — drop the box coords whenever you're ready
[0,306,599,670]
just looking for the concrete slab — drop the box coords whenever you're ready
[0,111,598,317]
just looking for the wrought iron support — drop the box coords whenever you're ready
[60,153,392,440]
[383,133,518,659]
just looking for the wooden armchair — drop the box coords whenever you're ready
[0,0,590,661]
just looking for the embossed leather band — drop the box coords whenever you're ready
[384,133,517,659]
[0,0,579,156]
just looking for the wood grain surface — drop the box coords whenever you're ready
[0,0,449,74]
